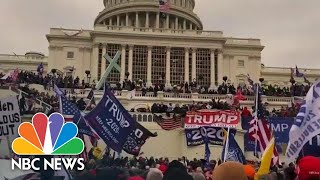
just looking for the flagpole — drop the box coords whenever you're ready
[223,127,230,162]
[84,95,94,112]
[254,83,259,157]
[58,95,63,114]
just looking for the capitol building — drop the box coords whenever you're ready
[1,0,319,87]
[0,0,319,160]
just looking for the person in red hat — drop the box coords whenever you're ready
[296,156,320,180]
[159,164,168,173]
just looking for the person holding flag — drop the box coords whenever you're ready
[286,80,320,162]
[249,83,279,165]
[37,62,44,76]
[254,137,276,180]
[221,128,246,164]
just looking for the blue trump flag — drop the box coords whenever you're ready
[201,127,211,168]
[85,83,135,152]
[222,131,246,164]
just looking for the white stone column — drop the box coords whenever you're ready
[210,49,215,88]
[109,18,113,26]
[217,49,224,84]
[189,23,193,30]
[135,12,139,28]
[191,48,197,81]
[91,45,99,82]
[116,15,120,26]
[184,48,189,83]
[166,14,170,29]
[101,44,107,76]
[145,12,149,28]
[166,47,171,86]
[183,19,186,30]
[126,13,129,26]
[175,17,179,29]
[147,46,152,86]
[128,45,133,81]
[120,44,126,82]
[156,12,160,28]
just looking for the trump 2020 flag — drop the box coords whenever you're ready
[286,80,320,162]
[222,131,246,164]
[85,83,136,152]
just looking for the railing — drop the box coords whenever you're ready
[262,66,320,75]
[61,88,294,105]
[0,54,47,62]
[225,38,261,46]
[94,25,223,38]
[9,86,52,111]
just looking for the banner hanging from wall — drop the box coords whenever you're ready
[0,96,21,138]
[242,116,320,156]
[184,110,240,129]
[185,126,237,146]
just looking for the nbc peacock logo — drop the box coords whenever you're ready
[11,113,86,171]
[12,112,84,155]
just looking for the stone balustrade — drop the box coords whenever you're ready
[0,54,47,63]
[94,25,223,38]
[63,88,294,109]
[262,66,320,76]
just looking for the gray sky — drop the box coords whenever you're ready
[0,0,319,68]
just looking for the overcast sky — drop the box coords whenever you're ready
[0,0,319,68]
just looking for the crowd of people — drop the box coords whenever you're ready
[15,83,301,118]
[17,84,95,114]
[0,70,312,98]
[68,151,304,180]
[28,146,305,180]
[114,79,311,97]
[148,99,299,118]
[0,70,309,118]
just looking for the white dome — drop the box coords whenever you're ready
[95,0,203,30]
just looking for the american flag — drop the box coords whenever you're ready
[159,0,170,13]
[153,114,182,131]
[61,96,81,123]
[249,84,279,165]
[60,96,99,140]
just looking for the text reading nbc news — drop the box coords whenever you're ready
[12,158,85,171]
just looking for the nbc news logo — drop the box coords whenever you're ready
[11,113,85,171]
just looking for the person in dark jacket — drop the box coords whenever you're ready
[77,98,87,111]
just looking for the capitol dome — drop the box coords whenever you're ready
[95,0,203,30]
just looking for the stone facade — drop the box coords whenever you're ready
[46,0,263,87]
[0,52,47,74]
[1,0,318,86]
